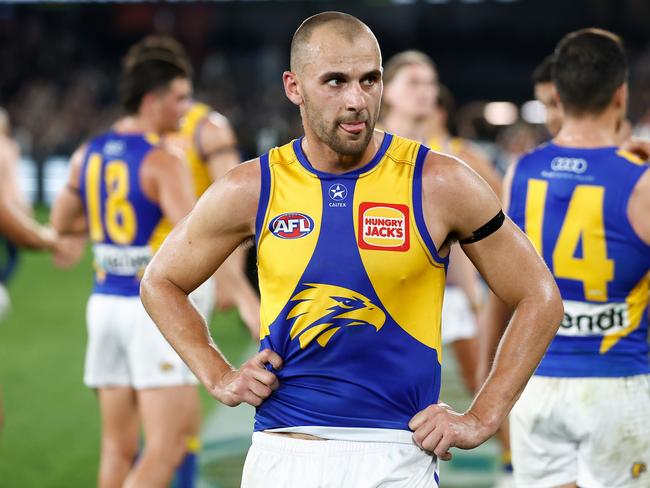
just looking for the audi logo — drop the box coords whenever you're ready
[550,157,588,174]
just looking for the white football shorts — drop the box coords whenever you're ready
[83,293,198,389]
[441,285,477,345]
[511,374,650,488]
[241,432,439,488]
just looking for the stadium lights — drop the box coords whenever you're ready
[521,100,547,124]
[484,101,518,126]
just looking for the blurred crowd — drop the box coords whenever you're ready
[1,12,650,178]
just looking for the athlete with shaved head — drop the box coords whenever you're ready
[141,12,563,487]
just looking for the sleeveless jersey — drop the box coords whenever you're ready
[153,102,214,242]
[254,132,448,435]
[79,132,165,297]
[509,142,650,377]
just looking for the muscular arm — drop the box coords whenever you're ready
[51,145,87,236]
[0,153,56,250]
[628,167,650,245]
[410,153,563,458]
[142,147,197,225]
[140,160,280,406]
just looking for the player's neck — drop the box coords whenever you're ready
[114,115,162,135]
[382,112,428,142]
[554,110,620,148]
[301,130,384,174]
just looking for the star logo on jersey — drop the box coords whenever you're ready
[287,283,386,349]
[329,183,348,201]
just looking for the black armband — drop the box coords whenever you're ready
[459,210,505,244]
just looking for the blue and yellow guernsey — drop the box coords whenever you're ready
[79,131,166,297]
[509,142,650,377]
[254,132,448,440]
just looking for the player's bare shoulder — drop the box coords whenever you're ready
[191,157,262,237]
[421,150,501,241]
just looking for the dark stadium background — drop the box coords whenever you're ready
[0,1,649,487]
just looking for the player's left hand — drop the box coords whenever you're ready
[408,403,493,460]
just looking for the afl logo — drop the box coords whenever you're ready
[269,213,314,239]
[551,157,588,174]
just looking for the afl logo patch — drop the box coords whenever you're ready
[358,202,410,251]
[269,213,314,239]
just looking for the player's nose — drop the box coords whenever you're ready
[344,82,367,112]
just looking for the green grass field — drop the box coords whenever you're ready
[0,243,251,487]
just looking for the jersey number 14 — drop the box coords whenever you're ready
[525,180,614,302]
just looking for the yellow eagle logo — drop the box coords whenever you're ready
[287,283,386,349]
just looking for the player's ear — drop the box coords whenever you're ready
[283,71,303,106]
[613,82,628,111]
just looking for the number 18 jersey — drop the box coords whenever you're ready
[79,132,166,297]
[509,143,650,377]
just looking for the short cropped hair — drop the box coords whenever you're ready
[552,28,627,116]
[119,37,193,115]
[290,12,373,72]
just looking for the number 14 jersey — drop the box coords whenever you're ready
[509,142,650,377]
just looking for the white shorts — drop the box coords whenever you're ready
[83,293,198,389]
[511,374,650,488]
[190,277,215,321]
[241,432,439,488]
[441,286,477,345]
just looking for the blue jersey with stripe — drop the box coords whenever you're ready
[253,133,448,434]
[79,132,164,297]
[509,142,650,377]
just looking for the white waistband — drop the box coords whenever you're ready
[263,426,417,444]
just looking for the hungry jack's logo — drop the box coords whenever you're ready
[287,283,386,349]
[358,202,410,251]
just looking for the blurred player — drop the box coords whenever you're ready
[487,29,650,487]
[119,36,260,488]
[382,51,513,486]
[125,37,260,338]
[141,12,562,487]
[533,53,641,153]
[0,109,61,435]
[51,42,199,488]
[381,50,482,392]
[532,55,563,138]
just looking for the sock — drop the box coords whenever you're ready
[172,436,201,488]
[501,450,513,473]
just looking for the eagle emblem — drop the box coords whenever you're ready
[287,283,386,349]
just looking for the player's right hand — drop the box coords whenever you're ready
[213,349,282,407]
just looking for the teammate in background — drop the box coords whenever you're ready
[532,55,564,138]
[380,50,483,392]
[0,109,62,435]
[141,12,562,487]
[124,37,260,338]
[51,42,199,488]
[485,29,650,487]
[532,53,642,153]
[118,36,260,488]
[382,51,513,486]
